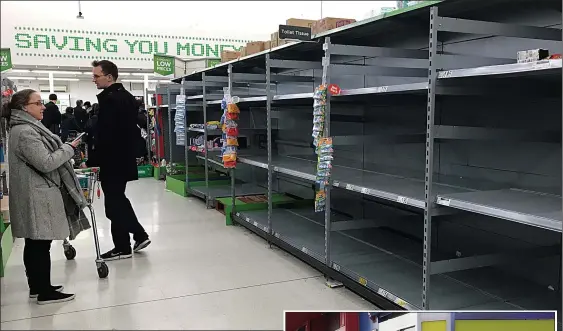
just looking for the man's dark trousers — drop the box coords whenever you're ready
[101,180,148,252]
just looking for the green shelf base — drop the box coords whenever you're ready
[1,225,13,278]
[216,194,304,226]
[137,165,154,178]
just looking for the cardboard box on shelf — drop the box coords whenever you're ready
[264,40,272,50]
[311,17,356,35]
[286,18,317,28]
[271,31,292,49]
[240,46,247,57]
[245,41,265,56]
[220,50,241,63]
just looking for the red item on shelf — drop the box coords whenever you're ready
[223,160,237,168]
[226,112,239,120]
[225,127,239,136]
[328,83,341,96]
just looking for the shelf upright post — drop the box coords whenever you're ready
[322,37,332,268]
[202,72,209,206]
[422,6,439,310]
[167,86,173,162]
[145,88,151,162]
[266,54,273,237]
[182,78,189,189]
[228,64,236,216]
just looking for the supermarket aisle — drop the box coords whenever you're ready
[0,179,375,330]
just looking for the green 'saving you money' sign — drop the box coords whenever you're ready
[11,27,247,63]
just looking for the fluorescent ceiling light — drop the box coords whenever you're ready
[159,80,170,84]
[11,69,30,73]
[37,77,79,81]
[121,79,144,83]
[7,76,36,80]
[32,70,81,75]
[131,73,152,77]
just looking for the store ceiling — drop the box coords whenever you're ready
[3,65,168,83]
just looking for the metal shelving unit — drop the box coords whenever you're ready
[170,0,562,315]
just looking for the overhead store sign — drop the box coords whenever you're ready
[0,48,12,72]
[154,54,175,77]
[5,26,248,68]
[278,25,311,41]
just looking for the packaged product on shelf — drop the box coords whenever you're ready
[314,137,334,212]
[314,190,327,212]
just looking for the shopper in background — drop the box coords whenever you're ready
[1,89,88,305]
[89,59,151,260]
[41,94,61,135]
[83,101,92,115]
[73,100,87,132]
[84,103,99,167]
[60,107,80,143]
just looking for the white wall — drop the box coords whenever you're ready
[380,313,417,331]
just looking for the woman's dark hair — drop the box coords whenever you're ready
[65,107,74,114]
[84,101,91,108]
[1,89,37,126]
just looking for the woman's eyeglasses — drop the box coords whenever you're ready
[26,101,43,106]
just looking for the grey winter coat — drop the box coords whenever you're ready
[8,109,89,240]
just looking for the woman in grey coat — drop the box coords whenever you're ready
[1,89,84,305]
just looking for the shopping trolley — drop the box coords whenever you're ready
[62,167,109,279]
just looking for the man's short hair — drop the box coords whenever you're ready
[92,60,119,80]
[49,93,57,101]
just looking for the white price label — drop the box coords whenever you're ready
[533,61,551,70]
[345,184,353,190]
[245,217,250,223]
[263,226,269,232]
[361,188,369,194]
[274,232,280,238]
[332,263,341,271]
[378,288,390,298]
[333,181,340,187]
[397,196,409,204]
[438,70,453,79]
[376,86,389,93]
[438,197,451,206]
[236,212,241,217]
[302,247,308,254]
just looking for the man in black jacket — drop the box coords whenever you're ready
[74,100,88,132]
[88,60,151,260]
[41,94,61,135]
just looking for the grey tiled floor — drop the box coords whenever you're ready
[1,179,375,330]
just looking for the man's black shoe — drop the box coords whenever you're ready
[133,239,151,253]
[37,290,75,305]
[30,285,64,299]
[101,248,132,261]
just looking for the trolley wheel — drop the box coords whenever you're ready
[97,262,109,279]
[64,246,77,260]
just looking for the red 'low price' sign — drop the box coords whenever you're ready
[328,84,341,95]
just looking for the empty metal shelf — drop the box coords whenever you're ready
[238,155,472,209]
[438,59,562,80]
[236,207,561,311]
[437,188,562,232]
[189,183,266,201]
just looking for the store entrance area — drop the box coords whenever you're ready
[0,179,374,330]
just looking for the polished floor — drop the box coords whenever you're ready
[1,179,375,330]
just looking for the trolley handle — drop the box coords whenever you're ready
[74,167,100,174]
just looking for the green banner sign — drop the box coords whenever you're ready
[154,54,175,77]
[0,48,12,72]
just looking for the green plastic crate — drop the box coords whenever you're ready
[215,194,306,226]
